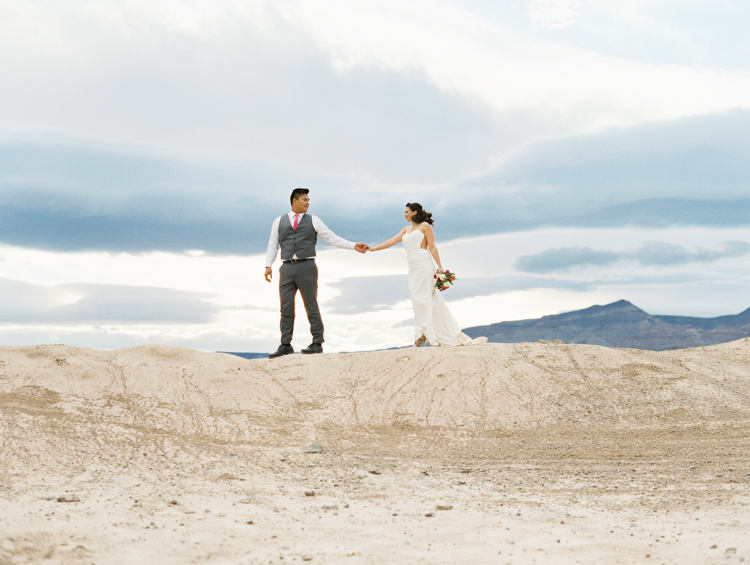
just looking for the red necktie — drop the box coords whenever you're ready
[293,214,299,230]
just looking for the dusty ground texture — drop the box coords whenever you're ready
[0,340,748,564]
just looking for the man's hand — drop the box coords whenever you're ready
[264,267,273,282]
[355,243,369,254]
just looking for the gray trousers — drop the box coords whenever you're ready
[279,260,324,345]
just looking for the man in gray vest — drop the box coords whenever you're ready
[264,188,368,358]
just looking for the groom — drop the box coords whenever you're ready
[264,188,368,358]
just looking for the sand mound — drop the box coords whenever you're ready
[2,341,749,564]
[2,340,749,440]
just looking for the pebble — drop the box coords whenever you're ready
[304,444,324,454]
[710,545,718,549]
[305,491,316,497]
[461,468,472,473]
[425,512,435,517]
[282,451,290,457]
[302,554,314,561]
[726,548,737,555]
[369,468,382,475]
[436,505,453,511]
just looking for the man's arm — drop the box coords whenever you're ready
[313,216,367,253]
[264,217,281,282]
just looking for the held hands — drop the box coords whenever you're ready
[265,244,369,281]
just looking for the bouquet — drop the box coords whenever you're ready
[434,269,456,291]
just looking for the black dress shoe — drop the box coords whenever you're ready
[301,343,323,354]
[268,344,294,358]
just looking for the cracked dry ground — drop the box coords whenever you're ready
[0,342,749,564]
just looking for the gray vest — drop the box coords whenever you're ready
[278,213,317,261]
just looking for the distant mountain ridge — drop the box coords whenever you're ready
[462,300,750,351]
[219,352,268,359]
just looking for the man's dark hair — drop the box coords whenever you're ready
[290,188,309,206]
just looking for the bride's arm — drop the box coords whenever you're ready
[423,224,444,272]
[368,228,406,251]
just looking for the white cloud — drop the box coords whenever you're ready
[2,0,749,183]
[528,0,582,30]
[279,0,750,135]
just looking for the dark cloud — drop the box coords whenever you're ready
[0,278,218,324]
[435,109,750,239]
[0,140,349,255]
[515,241,750,273]
[2,108,749,255]
[635,241,750,266]
[515,247,621,273]
[480,109,750,200]
[0,139,419,254]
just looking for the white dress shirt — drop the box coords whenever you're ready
[265,211,357,267]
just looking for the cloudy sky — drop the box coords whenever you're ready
[1,0,749,352]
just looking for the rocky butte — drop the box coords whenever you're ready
[463,299,750,350]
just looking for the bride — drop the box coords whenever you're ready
[367,203,487,347]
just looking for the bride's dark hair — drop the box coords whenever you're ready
[406,202,434,225]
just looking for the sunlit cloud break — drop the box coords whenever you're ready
[528,0,582,30]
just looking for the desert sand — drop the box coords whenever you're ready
[1,340,748,564]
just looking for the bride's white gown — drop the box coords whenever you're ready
[403,229,487,347]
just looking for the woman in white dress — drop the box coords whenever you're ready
[368,203,486,348]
